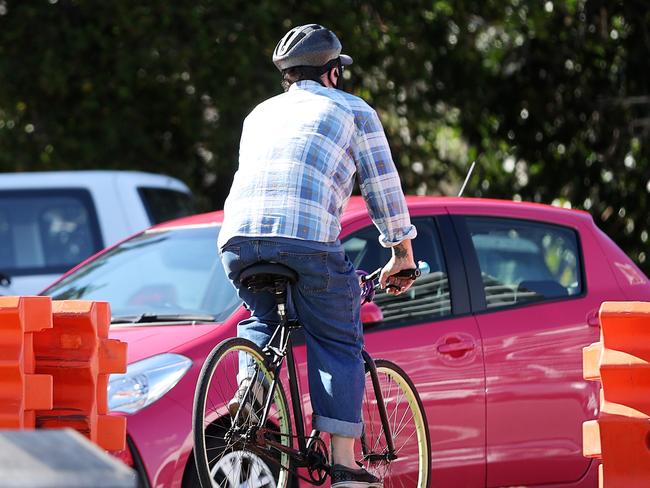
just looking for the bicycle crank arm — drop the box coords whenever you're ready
[255,429,309,464]
[363,451,398,463]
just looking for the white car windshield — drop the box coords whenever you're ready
[44,225,241,323]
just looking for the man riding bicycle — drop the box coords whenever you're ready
[217,23,417,488]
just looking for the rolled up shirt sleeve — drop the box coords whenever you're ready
[353,110,417,247]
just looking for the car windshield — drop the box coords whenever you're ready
[43,225,241,322]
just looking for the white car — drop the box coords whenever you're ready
[0,170,195,295]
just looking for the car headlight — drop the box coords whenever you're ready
[108,353,192,414]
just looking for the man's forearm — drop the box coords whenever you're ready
[392,239,414,264]
[393,241,409,259]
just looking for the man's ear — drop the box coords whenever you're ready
[328,67,339,87]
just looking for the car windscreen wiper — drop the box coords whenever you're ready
[111,313,217,324]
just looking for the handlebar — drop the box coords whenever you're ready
[358,261,428,303]
[360,266,421,284]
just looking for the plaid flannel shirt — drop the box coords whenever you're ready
[218,80,417,249]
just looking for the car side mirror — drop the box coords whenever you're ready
[361,301,383,326]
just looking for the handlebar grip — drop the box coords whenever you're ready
[391,268,421,280]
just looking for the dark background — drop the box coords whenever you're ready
[0,1,648,272]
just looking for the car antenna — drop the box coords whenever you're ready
[458,161,476,197]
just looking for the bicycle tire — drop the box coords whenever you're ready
[359,358,431,487]
[193,337,292,488]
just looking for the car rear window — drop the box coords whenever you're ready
[138,187,196,224]
[0,189,103,276]
[465,217,583,309]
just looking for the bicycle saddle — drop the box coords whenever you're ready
[239,262,298,292]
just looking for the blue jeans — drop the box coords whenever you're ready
[220,237,364,438]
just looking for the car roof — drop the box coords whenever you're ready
[0,170,189,191]
[149,196,593,231]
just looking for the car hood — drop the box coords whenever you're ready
[109,322,220,364]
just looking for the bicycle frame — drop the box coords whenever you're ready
[194,261,430,488]
[253,310,398,470]
[256,317,315,465]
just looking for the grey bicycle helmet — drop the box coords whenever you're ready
[273,24,353,71]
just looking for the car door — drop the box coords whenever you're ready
[339,214,486,486]
[452,214,601,487]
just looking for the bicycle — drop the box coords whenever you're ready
[193,262,431,488]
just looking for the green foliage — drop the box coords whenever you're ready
[0,0,648,272]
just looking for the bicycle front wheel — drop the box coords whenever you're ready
[193,337,292,488]
[358,358,431,487]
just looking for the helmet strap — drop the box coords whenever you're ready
[280,58,343,91]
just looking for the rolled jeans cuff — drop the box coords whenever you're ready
[313,414,363,438]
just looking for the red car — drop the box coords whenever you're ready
[43,196,650,487]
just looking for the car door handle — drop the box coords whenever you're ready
[586,309,600,327]
[437,340,476,354]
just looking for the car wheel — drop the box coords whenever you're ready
[182,425,294,488]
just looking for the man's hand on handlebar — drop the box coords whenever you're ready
[380,239,417,296]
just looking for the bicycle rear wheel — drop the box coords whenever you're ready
[193,337,292,488]
[358,359,431,487]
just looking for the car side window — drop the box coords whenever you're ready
[137,187,196,224]
[0,189,103,275]
[342,217,451,326]
[465,217,583,309]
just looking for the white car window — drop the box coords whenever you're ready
[0,189,102,275]
[137,187,196,224]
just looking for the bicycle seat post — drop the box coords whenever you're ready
[273,280,289,324]
[239,262,299,358]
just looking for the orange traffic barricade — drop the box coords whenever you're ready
[0,296,53,429]
[583,301,650,488]
[33,300,128,451]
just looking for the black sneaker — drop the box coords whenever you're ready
[330,464,383,488]
[227,378,266,423]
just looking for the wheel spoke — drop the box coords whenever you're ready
[193,339,292,488]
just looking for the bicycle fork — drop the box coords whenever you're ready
[361,350,397,462]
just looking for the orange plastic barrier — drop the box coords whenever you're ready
[0,296,53,428]
[33,300,128,451]
[582,301,650,488]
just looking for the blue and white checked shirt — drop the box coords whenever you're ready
[218,80,417,249]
